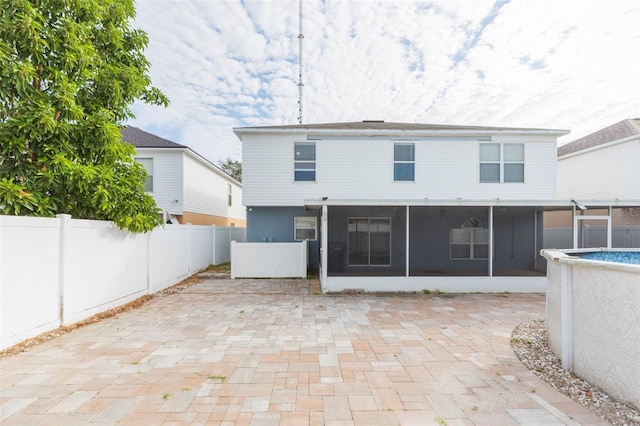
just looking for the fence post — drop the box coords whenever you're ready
[211,225,217,266]
[186,222,192,274]
[146,228,152,295]
[57,214,71,324]
[230,241,236,279]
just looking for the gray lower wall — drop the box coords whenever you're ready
[246,206,320,268]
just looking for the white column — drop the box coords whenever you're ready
[560,262,574,371]
[321,205,328,291]
[405,205,410,278]
[607,206,612,249]
[572,206,578,249]
[488,206,493,277]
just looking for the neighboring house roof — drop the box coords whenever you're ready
[557,118,640,157]
[121,125,187,149]
[234,120,568,137]
[121,126,241,186]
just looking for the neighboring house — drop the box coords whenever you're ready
[122,126,245,227]
[557,118,640,199]
[546,118,640,249]
[235,121,583,292]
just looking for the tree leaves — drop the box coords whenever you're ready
[218,158,242,182]
[0,0,168,232]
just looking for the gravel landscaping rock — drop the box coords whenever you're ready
[512,319,640,426]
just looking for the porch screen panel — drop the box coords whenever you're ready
[348,218,391,266]
[369,219,391,265]
[348,219,369,265]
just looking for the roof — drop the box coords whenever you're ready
[234,120,568,138]
[557,118,640,157]
[121,126,187,148]
[120,126,241,186]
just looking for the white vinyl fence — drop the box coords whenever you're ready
[231,240,308,279]
[0,214,245,350]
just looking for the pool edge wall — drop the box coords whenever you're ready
[542,249,640,410]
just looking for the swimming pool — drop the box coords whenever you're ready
[577,251,640,265]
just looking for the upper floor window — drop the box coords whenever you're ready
[394,143,415,181]
[136,158,153,192]
[294,142,315,181]
[479,143,524,183]
[294,216,317,240]
[228,184,232,206]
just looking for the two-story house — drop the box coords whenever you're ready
[122,126,246,227]
[234,121,578,292]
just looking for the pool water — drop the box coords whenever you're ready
[578,251,640,265]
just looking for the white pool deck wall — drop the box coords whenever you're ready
[542,248,640,410]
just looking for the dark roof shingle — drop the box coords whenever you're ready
[558,118,640,157]
[121,126,186,148]
[235,121,558,132]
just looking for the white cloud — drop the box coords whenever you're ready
[129,0,640,162]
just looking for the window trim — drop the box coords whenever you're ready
[479,142,525,183]
[227,184,232,207]
[393,143,415,182]
[294,142,316,182]
[347,217,392,267]
[450,227,489,260]
[136,157,154,193]
[294,216,317,241]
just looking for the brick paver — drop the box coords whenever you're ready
[0,278,606,425]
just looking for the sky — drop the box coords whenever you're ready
[128,0,640,164]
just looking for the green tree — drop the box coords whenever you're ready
[0,0,168,232]
[218,157,242,182]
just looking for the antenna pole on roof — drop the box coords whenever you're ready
[297,0,304,124]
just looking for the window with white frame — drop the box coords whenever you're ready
[294,216,317,240]
[136,158,153,192]
[348,217,391,266]
[479,143,524,183]
[394,143,415,181]
[450,227,489,260]
[227,184,232,206]
[294,142,316,181]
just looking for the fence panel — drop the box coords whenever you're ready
[231,241,307,278]
[62,217,148,325]
[0,216,62,349]
[191,225,213,271]
[148,225,190,293]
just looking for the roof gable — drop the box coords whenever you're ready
[558,118,640,157]
[121,126,187,148]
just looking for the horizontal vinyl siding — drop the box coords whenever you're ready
[557,139,640,200]
[135,149,183,214]
[183,153,244,220]
[242,133,558,206]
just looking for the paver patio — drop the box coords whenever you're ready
[0,278,606,425]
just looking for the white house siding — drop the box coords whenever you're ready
[135,149,184,214]
[182,152,244,222]
[557,139,640,200]
[242,133,558,206]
